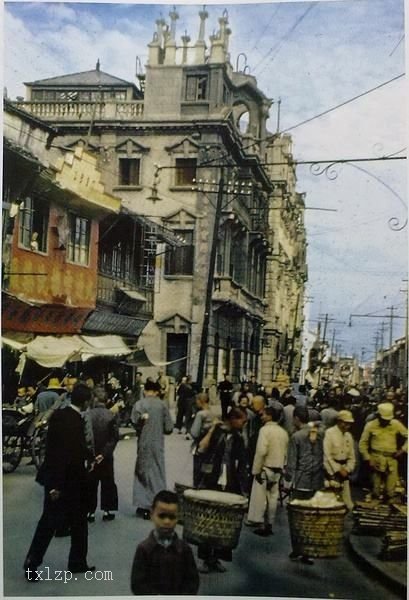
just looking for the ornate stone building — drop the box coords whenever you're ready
[15,8,307,386]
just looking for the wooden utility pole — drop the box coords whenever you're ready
[196,169,224,389]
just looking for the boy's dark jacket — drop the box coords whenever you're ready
[130,531,199,595]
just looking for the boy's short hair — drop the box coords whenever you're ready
[144,380,161,393]
[152,490,179,508]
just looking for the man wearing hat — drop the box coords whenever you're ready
[323,410,356,509]
[359,402,407,503]
[36,378,64,413]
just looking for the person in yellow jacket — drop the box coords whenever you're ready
[359,402,407,503]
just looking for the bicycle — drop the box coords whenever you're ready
[2,406,48,473]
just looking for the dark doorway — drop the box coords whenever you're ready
[166,333,188,383]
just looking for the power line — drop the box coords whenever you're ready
[254,3,317,75]
[250,3,281,53]
[389,34,405,57]
[280,73,405,134]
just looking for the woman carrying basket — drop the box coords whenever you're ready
[195,407,249,573]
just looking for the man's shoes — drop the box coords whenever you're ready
[135,507,151,520]
[300,556,314,565]
[185,434,192,440]
[87,513,95,523]
[23,557,40,581]
[289,551,301,560]
[253,526,273,536]
[68,564,96,573]
[102,511,115,521]
[245,520,263,527]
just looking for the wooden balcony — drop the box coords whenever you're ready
[14,100,144,122]
[97,273,153,317]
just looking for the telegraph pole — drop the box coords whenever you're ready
[196,169,225,389]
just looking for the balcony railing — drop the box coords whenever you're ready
[14,101,144,121]
[97,273,153,316]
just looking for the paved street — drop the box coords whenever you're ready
[2,422,404,599]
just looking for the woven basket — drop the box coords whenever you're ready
[182,489,248,550]
[287,503,347,558]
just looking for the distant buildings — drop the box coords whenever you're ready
[6,8,307,387]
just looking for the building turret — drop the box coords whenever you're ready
[194,7,208,64]
[164,7,179,65]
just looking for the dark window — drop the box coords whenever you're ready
[175,158,196,186]
[32,90,43,101]
[44,91,56,101]
[19,196,49,253]
[185,75,208,101]
[114,90,127,101]
[165,231,194,275]
[67,214,91,265]
[119,158,140,186]
[79,91,91,101]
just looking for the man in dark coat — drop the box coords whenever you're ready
[24,383,94,580]
[217,373,234,420]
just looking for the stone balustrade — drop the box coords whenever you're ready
[14,101,144,121]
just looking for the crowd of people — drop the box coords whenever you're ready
[13,369,407,592]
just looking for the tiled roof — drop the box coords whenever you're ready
[25,69,135,87]
[82,310,149,337]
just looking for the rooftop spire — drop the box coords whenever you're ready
[96,58,100,71]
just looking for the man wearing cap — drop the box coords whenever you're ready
[359,402,407,503]
[323,410,356,510]
[36,378,63,413]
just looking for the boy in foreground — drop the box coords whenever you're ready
[130,490,199,595]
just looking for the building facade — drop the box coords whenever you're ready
[14,8,308,386]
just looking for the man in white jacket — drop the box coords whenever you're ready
[247,406,289,536]
[323,410,356,509]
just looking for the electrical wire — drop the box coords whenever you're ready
[250,3,281,53]
[280,73,405,134]
[254,3,317,75]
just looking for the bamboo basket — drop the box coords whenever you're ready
[182,489,248,550]
[287,502,347,558]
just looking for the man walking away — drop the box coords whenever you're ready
[24,383,94,579]
[132,380,174,519]
[87,386,119,523]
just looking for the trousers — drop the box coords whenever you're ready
[247,470,281,526]
[87,458,118,513]
[26,488,88,569]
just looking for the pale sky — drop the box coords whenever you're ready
[3,0,407,361]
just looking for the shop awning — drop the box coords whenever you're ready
[24,335,83,367]
[80,335,132,361]
[119,288,147,303]
[122,349,187,368]
[18,334,132,368]
[2,336,28,351]
[82,310,149,336]
[2,293,92,334]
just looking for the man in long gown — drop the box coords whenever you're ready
[131,380,174,518]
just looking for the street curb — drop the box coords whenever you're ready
[347,534,406,598]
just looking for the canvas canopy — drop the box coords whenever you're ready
[16,334,132,368]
